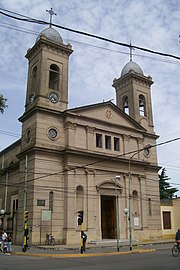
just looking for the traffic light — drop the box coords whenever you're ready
[25,228,29,237]
[77,210,83,225]
[24,211,29,221]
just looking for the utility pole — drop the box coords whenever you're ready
[128,146,150,251]
[22,154,28,252]
[128,170,133,251]
[115,175,121,252]
[77,210,84,253]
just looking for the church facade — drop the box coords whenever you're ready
[0,26,162,245]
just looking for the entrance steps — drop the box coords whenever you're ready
[89,239,130,246]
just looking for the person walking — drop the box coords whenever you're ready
[7,234,12,254]
[175,229,180,249]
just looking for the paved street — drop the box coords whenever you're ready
[0,249,179,270]
[10,238,175,255]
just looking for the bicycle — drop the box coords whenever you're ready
[172,243,180,257]
[45,234,55,245]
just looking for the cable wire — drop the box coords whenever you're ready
[0,8,180,60]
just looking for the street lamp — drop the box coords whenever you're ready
[0,209,5,216]
[114,175,121,252]
[123,208,129,239]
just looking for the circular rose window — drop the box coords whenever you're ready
[48,128,58,139]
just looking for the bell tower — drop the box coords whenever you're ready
[24,27,73,113]
[112,54,154,133]
[19,11,73,152]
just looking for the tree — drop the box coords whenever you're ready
[159,168,178,199]
[0,94,7,114]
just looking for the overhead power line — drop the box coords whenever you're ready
[0,22,179,66]
[0,8,180,60]
[2,137,179,185]
[0,130,20,138]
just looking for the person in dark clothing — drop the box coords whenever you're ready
[175,229,180,249]
[7,234,12,254]
[82,232,87,252]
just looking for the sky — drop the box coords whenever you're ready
[0,0,180,195]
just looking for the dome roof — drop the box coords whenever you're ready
[121,61,143,77]
[36,27,63,44]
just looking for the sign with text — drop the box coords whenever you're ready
[41,210,52,221]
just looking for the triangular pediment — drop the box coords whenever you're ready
[67,101,146,131]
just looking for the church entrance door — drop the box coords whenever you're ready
[101,195,116,239]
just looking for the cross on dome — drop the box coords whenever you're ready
[46,8,57,28]
[129,42,135,62]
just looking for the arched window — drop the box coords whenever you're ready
[49,64,59,90]
[31,66,37,93]
[139,94,146,116]
[132,190,139,214]
[122,96,129,115]
[76,185,84,211]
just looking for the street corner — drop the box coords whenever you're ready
[11,248,156,258]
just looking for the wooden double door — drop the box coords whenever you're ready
[101,195,116,239]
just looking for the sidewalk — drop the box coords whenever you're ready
[11,238,175,257]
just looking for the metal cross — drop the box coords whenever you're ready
[129,42,135,61]
[46,8,57,28]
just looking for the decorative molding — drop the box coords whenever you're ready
[84,168,96,175]
[63,165,77,173]
[86,126,95,134]
[123,134,131,141]
[64,121,77,130]
[96,179,123,192]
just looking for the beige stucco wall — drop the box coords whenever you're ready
[161,198,180,239]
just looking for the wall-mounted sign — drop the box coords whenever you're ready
[134,217,139,227]
[41,210,52,221]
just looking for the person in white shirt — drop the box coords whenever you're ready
[2,231,7,252]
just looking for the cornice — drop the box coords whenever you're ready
[25,36,73,61]
[113,72,154,89]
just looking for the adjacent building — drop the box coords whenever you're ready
[161,198,180,239]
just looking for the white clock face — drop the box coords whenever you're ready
[144,147,150,157]
[48,92,59,103]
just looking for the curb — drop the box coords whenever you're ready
[12,249,156,258]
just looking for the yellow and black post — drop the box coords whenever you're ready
[77,210,84,254]
[23,211,29,252]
